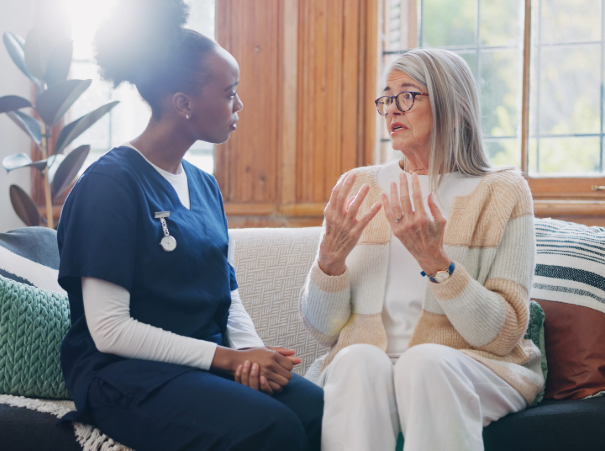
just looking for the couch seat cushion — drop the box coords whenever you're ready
[483,397,605,451]
[0,403,80,451]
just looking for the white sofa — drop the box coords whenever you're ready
[229,226,325,375]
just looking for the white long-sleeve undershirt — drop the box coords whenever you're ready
[81,143,264,370]
[82,279,264,370]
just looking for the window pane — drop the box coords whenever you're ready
[480,0,524,47]
[540,0,601,44]
[69,62,112,152]
[62,0,216,174]
[485,139,521,167]
[455,51,477,78]
[421,0,476,47]
[536,45,600,135]
[530,136,601,174]
[480,50,521,138]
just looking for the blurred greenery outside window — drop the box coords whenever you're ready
[384,0,605,177]
[60,0,216,175]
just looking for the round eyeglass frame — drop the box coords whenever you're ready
[374,91,429,116]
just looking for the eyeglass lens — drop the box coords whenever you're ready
[376,92,415,115]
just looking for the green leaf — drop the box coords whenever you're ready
[3,32,41,86]
[47,154,66,184]
[52,145,90,200]
[55,101,119,154]
[35,79,92,126]
[23,27,55,82]
[0,95,32,113]
[2,153,32,172]
[1,153,51,173]
[6,110,42,149]
[45,39,73,87]
[9,184,41,227]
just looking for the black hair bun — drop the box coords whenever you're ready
[94,0,190,87]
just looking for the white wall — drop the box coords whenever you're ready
[0,0,35,232]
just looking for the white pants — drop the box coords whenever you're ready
[321,343,527,451]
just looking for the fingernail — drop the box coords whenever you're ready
[244,361,250,371]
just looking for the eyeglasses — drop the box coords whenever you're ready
[374,91,429,116]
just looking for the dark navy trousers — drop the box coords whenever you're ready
[87,369,324,451]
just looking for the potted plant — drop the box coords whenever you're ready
[1,26,118,228]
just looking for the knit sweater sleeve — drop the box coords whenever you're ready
[431,177,536,356]
[300,171,358,346]
[300,258,352,346]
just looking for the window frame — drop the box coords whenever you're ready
[382,0,605,212]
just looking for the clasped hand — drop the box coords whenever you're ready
[234,346,300,396]
[380,172,450,276]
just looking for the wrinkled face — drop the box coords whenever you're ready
[383,70,432,157]
[188,48,243,144]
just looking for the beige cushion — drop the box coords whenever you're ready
[229,227,326,375]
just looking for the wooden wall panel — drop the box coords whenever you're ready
[216,0,380,227]
[215,0,280,203]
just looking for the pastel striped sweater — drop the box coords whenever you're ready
[301,165,544,404]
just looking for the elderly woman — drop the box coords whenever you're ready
[301,48,543,451]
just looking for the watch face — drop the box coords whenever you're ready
[160,235,177,252]
[434,271,450,283]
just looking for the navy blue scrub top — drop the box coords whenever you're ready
[57,146,236,421]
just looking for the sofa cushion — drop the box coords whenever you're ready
[482,397,605,451]
[0,274,71,399]
[0,403,80,451]
[524,301,547,405]
[229,227,325,375]
[0,227,64,294]
[532,218,605,400]
[537,299,605,400]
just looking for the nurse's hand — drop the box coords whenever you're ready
[212,346,294,393]
[235,361,276,395]
[266,346,302,366]
[234,347,301,395]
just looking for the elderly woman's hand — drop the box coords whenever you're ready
[381,172,451,276]
[318,173,383,276]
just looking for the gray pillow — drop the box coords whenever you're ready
[0,227,64,294]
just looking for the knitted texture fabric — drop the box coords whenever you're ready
[301,165,544,405]
[524,301,547,405]
[0,274,71,399]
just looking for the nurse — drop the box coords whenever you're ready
[57,1,323,450]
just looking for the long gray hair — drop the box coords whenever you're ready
[387,48,497,193]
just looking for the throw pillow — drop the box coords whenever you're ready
[532,218,605,400]
[524,301,547,405]
[0,227,65,294]
[0,274,71,399]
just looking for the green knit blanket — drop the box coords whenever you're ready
[0,274,71,399]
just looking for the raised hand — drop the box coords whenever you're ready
[318,173,382,276]
[380,172,450,276]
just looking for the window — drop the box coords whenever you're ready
[59,0,216,174]
[382,0,605,204]
[529,0,603,175]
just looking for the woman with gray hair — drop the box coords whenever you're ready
[301,48,543,451]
